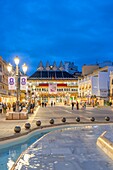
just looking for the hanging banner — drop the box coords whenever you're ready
[8,77,16,90]
[48,83,57,94]
[20,76,27,90]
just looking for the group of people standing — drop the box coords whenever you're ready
[51,101,55,107]
[27,101,35,113]
[71,101,79,110]
[0,101,36,114]
[0,102,11,114]
[40,101,56,107]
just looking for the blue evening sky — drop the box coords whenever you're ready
[0,0,113,75]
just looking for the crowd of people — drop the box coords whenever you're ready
[0,101,35,114]
[71,101,87,110]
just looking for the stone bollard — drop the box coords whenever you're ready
[36,120,41,126]
[90,117,95,122]
[76,117,80,122]
[25,122,31,129]
[105,116,110,121]
[50,119,54,125]
[14,126,21,133]
[62,117,66,123]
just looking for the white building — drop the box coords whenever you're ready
[109,71,113,102]
[78,66,113,104]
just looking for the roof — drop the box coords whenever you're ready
[28,70,75,80]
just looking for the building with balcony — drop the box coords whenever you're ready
[27,61,78,105]
[110,71,113,103]
[78,66,113,105]
[0,56,16,103]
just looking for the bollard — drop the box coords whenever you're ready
[50,119,54,124]
[14,126,21,133]
[62,117,66,123]
[105,116,110,121]
[36,120,41,126]
[76,117,80,122]
[25,122,31,129]
[90,117,95,122]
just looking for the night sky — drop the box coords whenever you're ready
[0,0,113,75]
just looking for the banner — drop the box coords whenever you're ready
[8,77,16,90]
[20,76,27,90]
[100,89,108,97]
[48,83,57,94]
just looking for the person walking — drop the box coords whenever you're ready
[2,103,7,114]
[72,102,74,110]
[12,102,16,112]
[0,103,2,113]
[51,101,53,107]
[76,101,79,110]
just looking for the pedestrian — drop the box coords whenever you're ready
[2,103,7,113]
[76,101,79,110]
[84,102,86,109]
[27,101,31,113]
[42,102,44,107]
[7,103,11,111]
[45,103,47,107]
[0,103,2,113]
[51,101,53,107]
[72,102,74,110]
[30,101,34,113]
[54,102,55,106]
[12,102,16,112]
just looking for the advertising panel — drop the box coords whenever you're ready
[8,77,16,90]
[20,76,27,90]
[48,83,57,94]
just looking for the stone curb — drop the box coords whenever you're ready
[0,121,113,142]
[97,131,113,160]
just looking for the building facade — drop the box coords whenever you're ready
[0,56,16,103]
[78,66,113,105]
[27,62,78,105]
[110,71,113,103]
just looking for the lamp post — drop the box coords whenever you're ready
[7,56,28,112]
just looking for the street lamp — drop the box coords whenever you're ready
[7,56,28,112]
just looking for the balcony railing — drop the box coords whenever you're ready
[0,89,8,95]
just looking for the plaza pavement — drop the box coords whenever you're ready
[0,105,113,141]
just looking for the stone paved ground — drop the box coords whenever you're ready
[13,124,113,170]
[0,105,113,140]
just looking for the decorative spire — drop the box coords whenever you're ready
[46,61,50,70]
[37,60,44,70]
[53,61,57,71]
[59,61,64,71]
[39,61,43,67]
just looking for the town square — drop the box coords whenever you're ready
[1,0,113,169]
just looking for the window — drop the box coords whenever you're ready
[112,79,113,84]
[0,76,2,82]
[57,88,63,91]
[42,88,47,91]
[37,88,41,91]
[0,64,2,72]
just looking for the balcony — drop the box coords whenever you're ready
[0,89,8,95]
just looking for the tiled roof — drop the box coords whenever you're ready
[28,70,75,79]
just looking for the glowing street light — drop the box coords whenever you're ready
[7,56,28,112]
